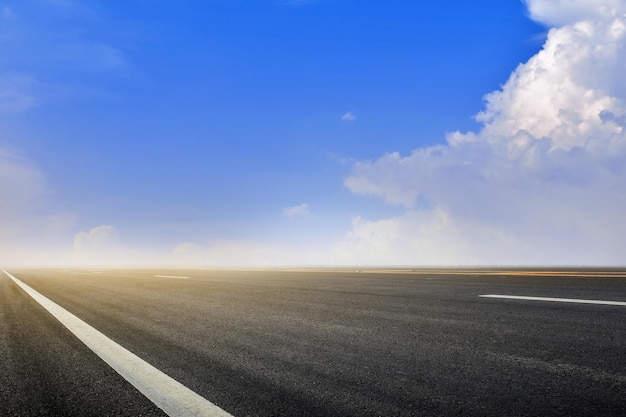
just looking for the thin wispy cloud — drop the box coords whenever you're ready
[0,150,45,232]
[2,6,15,19]
[341,111,356,122]
[283,203,311,217]
[0,147,76,266]
[0,0,132,107]
[0,74,38,114]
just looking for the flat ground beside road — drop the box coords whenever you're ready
[2,268,625,416]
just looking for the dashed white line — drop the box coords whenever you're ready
[153,274,191,279]
[2,269,234,417]
[479,294,626,306]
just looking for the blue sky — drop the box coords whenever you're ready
[1,0,625,266]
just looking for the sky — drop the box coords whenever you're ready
[1,0,625,267]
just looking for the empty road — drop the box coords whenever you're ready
[1,268,625,416]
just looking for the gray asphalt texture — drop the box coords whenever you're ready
[1,268,625,416]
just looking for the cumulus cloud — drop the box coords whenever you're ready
[69,225,120,264]
[329,209,477,266]
[68,225,159,266]
[341,0,626,265]
[283,203,311,217]
[73,225,117,251]
[524,0,626,27]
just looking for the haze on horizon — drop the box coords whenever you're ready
[1,0,625,267]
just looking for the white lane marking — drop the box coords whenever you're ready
[2,269,234,417]
[153,274,191,279]
[479,294,626,306]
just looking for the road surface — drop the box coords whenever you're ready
[1,268,625,416]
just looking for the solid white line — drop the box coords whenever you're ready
[2,269,234,417]
[479,294,626,306]
[153,275,191,279]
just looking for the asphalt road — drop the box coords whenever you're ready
[1,268,625,416]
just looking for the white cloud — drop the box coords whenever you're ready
[68,225,162,266]
[524,0,626,27]
[283,203,311,217]
[477,17,626,152]
[341,111,356,122]
[69,225,121,264]
[73,225,116,251]
[341,1,626,265]
[328,209,477,266]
